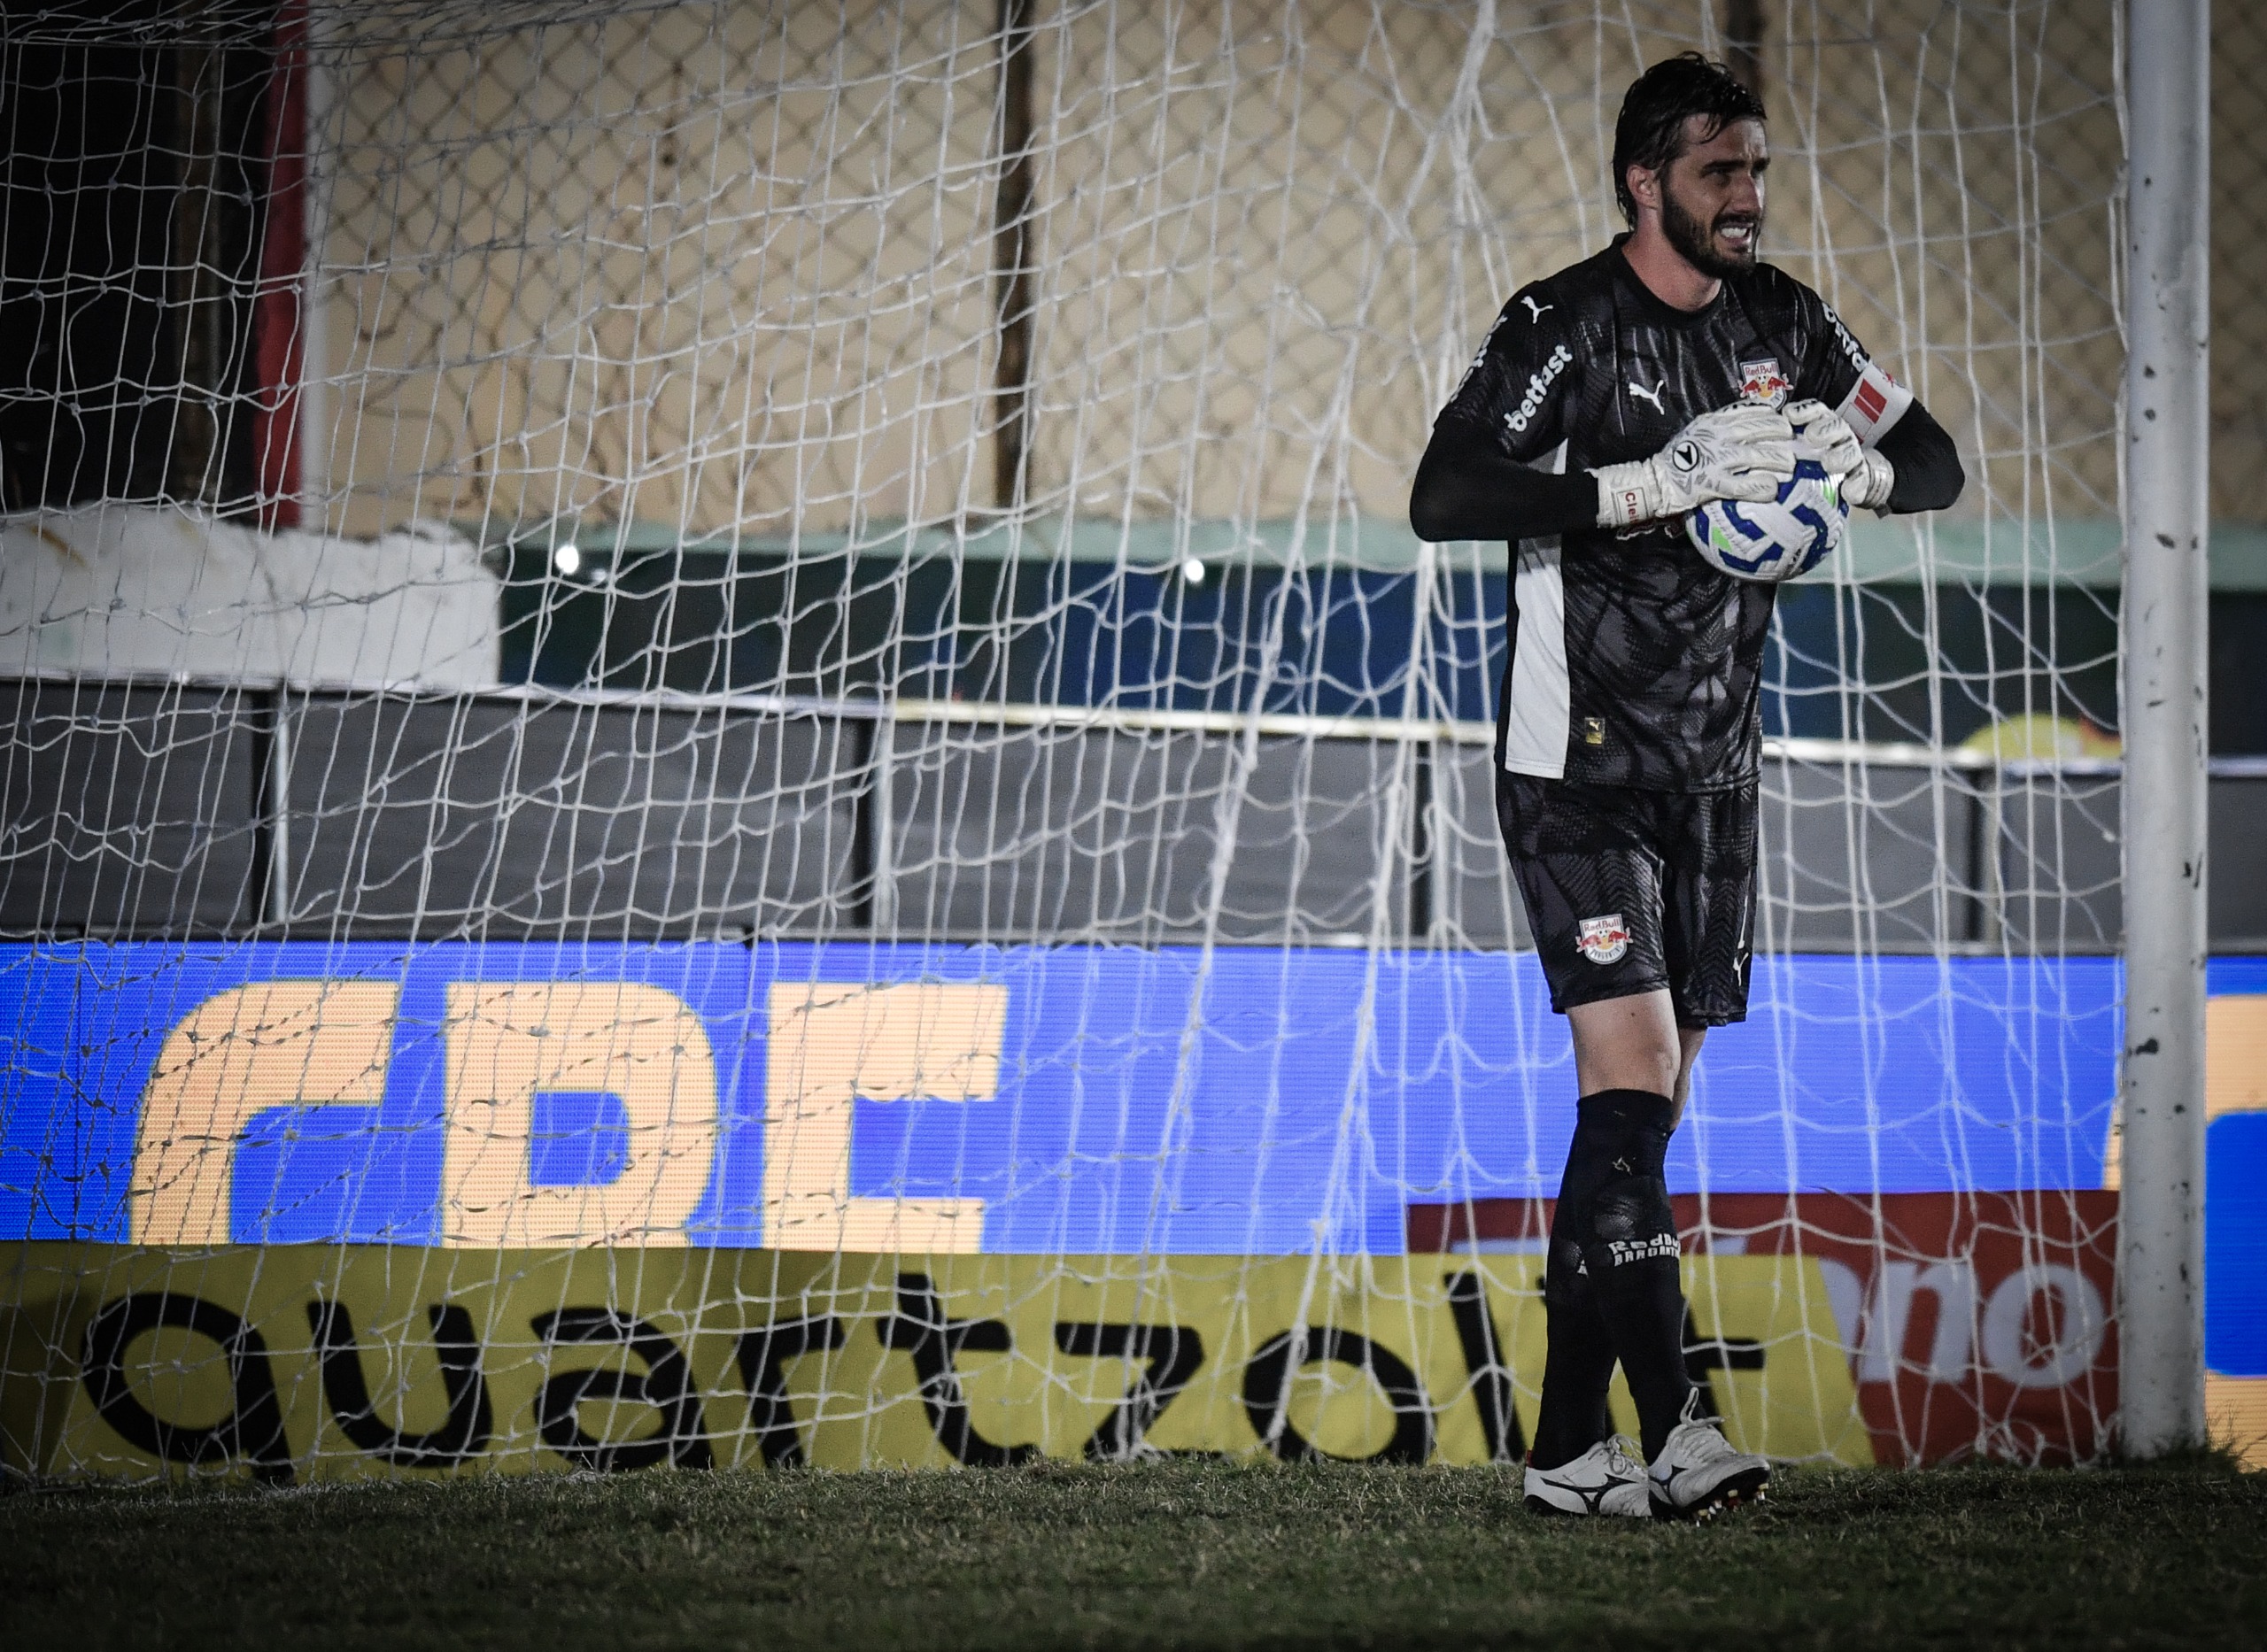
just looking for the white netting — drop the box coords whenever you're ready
[0,0,2202,1479]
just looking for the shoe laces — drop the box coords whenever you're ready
[1675,1417,1742,1465]
[1605,1435,1647,1478]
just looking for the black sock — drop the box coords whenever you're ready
[1559,1087,1694,1462]
[1530,1254,1617,1471]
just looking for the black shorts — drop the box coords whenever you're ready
[1496,772,1759,1028]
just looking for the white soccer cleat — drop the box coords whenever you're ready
[1522,1436,1652,1518]
[1646,1393,1770,1523]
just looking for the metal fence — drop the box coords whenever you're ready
[6,675,2260,952]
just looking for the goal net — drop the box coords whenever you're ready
[0,0,2237,1480]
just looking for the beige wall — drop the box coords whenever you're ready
[322,1,1001,537]
[2214,5,2267,523]
[308,1,2247,547]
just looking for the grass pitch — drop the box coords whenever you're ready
[5,1459,2263,1650]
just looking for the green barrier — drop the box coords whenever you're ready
[2,1247,1872,1481]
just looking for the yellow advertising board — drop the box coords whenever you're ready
[1,1246,1873,1482]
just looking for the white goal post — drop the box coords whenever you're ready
[2117,0,2211,1458]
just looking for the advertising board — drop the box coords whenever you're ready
[0,942,2259,1477]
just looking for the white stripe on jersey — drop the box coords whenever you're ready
[1500,539,1571,778]
[1499,442,1573,779]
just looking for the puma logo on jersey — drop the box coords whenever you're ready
[1505,344,1574,434]
[1520,295,1553,323]
[1628,377,1667,413]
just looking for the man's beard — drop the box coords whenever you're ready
[1662,187,1760,279]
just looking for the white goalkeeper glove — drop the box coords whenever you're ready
[1593,404,1795,529]
[1788,398,1895,510]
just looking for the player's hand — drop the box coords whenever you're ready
[1592,405,1795,529]
[1787,399,1861,475]
[1789,398,1895,509]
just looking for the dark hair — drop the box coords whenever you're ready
[1612,53,1767,226]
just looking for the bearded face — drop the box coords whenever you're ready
[1660,163,1761,278]
[1640,114,1768,280]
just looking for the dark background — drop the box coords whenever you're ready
[0,3,276,513]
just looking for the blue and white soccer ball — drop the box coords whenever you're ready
[1685,458,1851,583]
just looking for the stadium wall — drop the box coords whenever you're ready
[303,1,2262,541]
[306,1,2124,539]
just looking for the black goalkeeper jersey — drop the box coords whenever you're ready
[1436,237,1913,791]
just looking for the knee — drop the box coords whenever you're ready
[1589,1044,1679,1102]
[1566,1090,1679,1278]
[1569,999,1683,1098]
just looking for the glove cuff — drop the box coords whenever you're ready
[1848,449,1896,511]
[1594,461,1659,529]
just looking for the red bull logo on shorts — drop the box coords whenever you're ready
[1576,915,1630,964]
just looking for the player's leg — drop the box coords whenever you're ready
[1676,1026,1706,1110]
[1639,780,1770,1521]
[1549,1029,1694,1466]
[1566,986,1680,1097]
[1527,1157,1624,1511]
[1567,992,1709,1119]
[1497,776,1669,1515]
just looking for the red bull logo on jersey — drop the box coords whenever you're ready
[1576,914,1630,964]
[1738,357,1791,410]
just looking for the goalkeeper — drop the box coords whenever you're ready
[1406,52,1962,1521]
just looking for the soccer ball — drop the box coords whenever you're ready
[1685,459,1851,583]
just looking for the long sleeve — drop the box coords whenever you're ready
[1871,399,1964,513]
[1409,416,1598,544]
